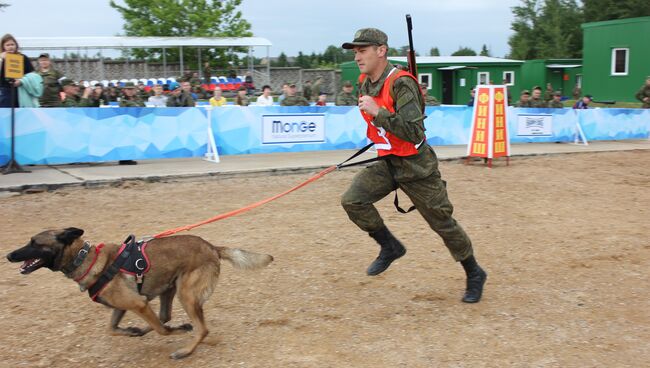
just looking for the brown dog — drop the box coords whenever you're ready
[6,228,273,359]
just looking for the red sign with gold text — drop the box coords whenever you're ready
[467,87,490,158]
[466,85,510,160]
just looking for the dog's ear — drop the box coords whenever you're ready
[56,227,85,245]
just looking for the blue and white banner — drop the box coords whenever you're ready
[1,106,649,165]
[261,114,325,144]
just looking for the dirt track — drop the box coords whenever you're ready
[1,150,649,368]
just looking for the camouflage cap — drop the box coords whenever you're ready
[123,82,136,89]
[288,81,297,87]
[38,53,50,59]
[342,80,353,87]
[342,28,388,49]
[521,90,530,95]
[60,79,77,87]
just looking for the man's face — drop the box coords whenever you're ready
[288,86,297,96]
[344,86,353,94]
[532,89,541,99]
[282,84,289,93]
[94,86,103,95]
[521,94,530,101]
[353,45,385,75]
[420,86,427,97]
[213,88,222,97]
[470,90,475,96]
[582,97,591,104]
[124,88,136,97]
[38,58,51,70]
[263,87,271,96]
[63,85,77,96]
[153,85,162,95]
[645,78,650,87]
[138,83,145,90]
[181,82,191,92]
[238,89,246,96]
[553,95,561,101]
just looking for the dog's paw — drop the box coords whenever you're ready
[175,323,193,332]
[123,326,151,337]
[170,348,192,360]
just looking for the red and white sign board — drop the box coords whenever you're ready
[466,85,511,167]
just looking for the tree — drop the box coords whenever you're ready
[295,52,311,69]
[583,0,650,22]
[452,47,477,56]
[273,52,289,67]
[429,47,440,56]
[508,0,542,60]
[109,0,252,71]
[478,44,489,56]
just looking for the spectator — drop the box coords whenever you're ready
[529,86,546,107]
[544,83,554,102]
[36,53,64,107]
[166,81,196,107]
[515,90,532,107]
[467,88,475,106]
[209,86,227,107]
[136,81,149,100]
[0,34,34,107]
[255,85,274,106]
[106,84,119,102]
[244,71,255,95]
[573,94,592,109]
[634,76,650,109]
[147,84,168,107]
[547,91,564,108]
[119,82,145,107]
[278,82,289,104]
[87,83,109,107]
[335,80,358,106]
[302,80,313,101]
[315,92,328,106]
[203,62,212,84]
[572,84,581,100]
[60,79,92,107]
[280,82,309,106]
[17,71,43,107]
[235,86,250,106]
[311,77,323,101]
[420,82,440,106]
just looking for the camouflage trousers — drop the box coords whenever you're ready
[341,160,474,261]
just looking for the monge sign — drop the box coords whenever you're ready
[262,114,326,144]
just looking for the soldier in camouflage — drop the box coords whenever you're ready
[36,53,63,107]
[635,76,650,109]
[340,28,486,303]
[166,81,196,107]
[335,80,358,106]
[547,91,564,108]
[280,82,310,106]
[529,86,546,107]
[119,82,146,107]
[515,90,532,107]
[60,79,93,107]
[420,83,440,106]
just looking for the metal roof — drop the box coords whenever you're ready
[437,65,467,70]
[18,36,272,50]
[389,56,523,64]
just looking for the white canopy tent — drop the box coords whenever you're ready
[19,36,273,81]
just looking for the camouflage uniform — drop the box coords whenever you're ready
[515,99,532,107]
[341,62,474,262]
[303,82,313,101]
[635,81,650,108]
[529,97,546,108]
[335,91,358,106]
[281,95,310,106]
[311,78,323,102]
[424,95,441,106]
[61,95,92,107]
[119,97,145,107]
[38,69,63,107]
[236,94,250,106]
[166,91,196,107]
[547,99,564,108]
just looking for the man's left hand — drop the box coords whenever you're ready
[358,95,380,117]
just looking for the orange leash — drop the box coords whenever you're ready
[153,165,337,238]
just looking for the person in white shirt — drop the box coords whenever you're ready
[147,84,168,107]
[255,85,274,106]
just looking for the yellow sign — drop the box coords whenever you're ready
[4,53,24,79]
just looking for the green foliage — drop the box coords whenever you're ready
[479,44,490,56]
[109,0,252,70]
[452,47,477,56]
[509,0,648,59]
[429,47,440,56]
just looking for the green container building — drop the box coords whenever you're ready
[581,16,650,102]
[519,59,582,99]
[340,56,523,105]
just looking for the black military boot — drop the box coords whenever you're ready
[366,226,407,276]
[460,255,487,303]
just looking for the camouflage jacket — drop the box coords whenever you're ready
[516,99,532,108]
[424,95,441,106]
[61,95,92,107]
[166,92,196,107]
[236,95,250,106]
[119,97,146,107]
[302,85,312,101]
[547,100,564,108]
[38,69,63,107]
[281,95,309,106]
[635,85,650,108]
[335,91,358,106]
[359,63,436,182]
[529,97,546,108]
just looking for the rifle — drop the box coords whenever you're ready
[591,100,616,105]
[406,14,417,79]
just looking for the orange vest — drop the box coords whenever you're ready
[358,68,424,157]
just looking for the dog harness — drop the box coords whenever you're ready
[87,235,151,302]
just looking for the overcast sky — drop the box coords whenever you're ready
[1,0,521,58]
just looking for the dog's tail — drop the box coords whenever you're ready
[216,247,273,270]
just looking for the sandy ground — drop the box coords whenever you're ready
[0,150,649,368]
